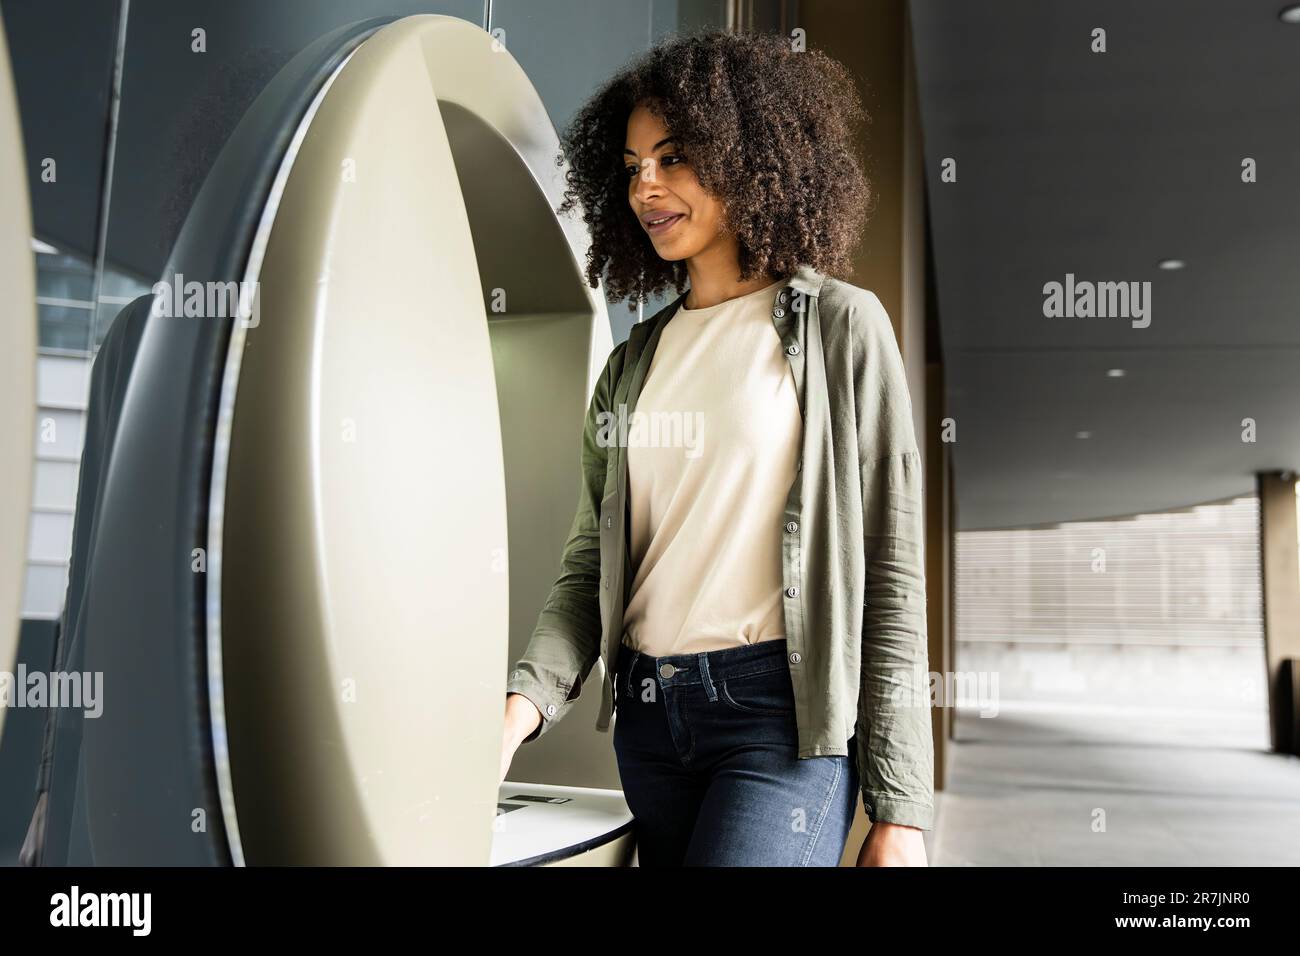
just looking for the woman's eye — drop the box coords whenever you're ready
[626,155,685,179]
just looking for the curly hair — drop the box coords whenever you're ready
[555,28,871,309]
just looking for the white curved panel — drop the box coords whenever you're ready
[0,14,36,741]
[220,17,508,866]
[217,15,621,865]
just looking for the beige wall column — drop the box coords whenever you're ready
[946,453,958,742]
[1258,471,1300,754]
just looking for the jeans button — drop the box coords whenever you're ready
[658,663,675,679]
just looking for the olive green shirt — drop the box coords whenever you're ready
[506,263,935,830]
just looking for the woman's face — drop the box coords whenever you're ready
[624,102,728,262]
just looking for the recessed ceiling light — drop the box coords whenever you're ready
[1280,4,1300,24]
[1158,259,1185,270]
[1106,368,1125,377]
[1075,430,1091,439]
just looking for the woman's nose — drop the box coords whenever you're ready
[633,161,664,201]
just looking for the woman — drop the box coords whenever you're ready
[502,29,932,867]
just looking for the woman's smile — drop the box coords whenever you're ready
[644,212,685,235]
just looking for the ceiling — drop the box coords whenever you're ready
[909,0,1300,530]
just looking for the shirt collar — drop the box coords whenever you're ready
[786,263,825,298]
[636,263,823,337]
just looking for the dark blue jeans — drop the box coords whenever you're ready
[612,637,858,866]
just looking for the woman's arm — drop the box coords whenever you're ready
[503,340,628,746]
[847,289,935,860]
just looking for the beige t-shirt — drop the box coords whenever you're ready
[620,278,802,658]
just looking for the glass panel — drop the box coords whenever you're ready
[35,245,95,352]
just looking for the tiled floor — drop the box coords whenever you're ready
[929,701,1300,866]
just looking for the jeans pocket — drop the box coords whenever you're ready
[717,669,795,717]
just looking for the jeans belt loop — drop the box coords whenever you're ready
[697,651,718,702]
[626,650,640,696]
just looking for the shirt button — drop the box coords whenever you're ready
[785,521,798,533]
[789,651,801,664]
[785,586,799,598]
[659,663,676,679]
[603,577,609,589]
[786,344,799,355]
[778,291,789,304]
[773,307,785,319]
[546,703,558,716]
[605,516,612,528]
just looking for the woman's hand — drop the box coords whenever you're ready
[500,693,543,784]
[856,821,928,866]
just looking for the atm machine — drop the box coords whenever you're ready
[29,15,634,866]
